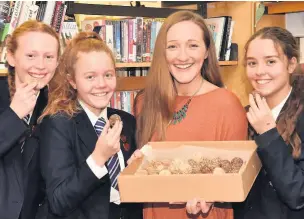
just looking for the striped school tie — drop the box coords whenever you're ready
[21,114,30,153]
[94,117,121,190]
[23,114,30,125]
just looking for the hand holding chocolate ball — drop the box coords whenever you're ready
[247,92,276,134]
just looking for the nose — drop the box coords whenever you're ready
[95,75,107,88]
[177,46,189,62]
[256,63,266,76]
[35,57,46,70]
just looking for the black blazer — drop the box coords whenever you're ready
[234,102,304,219]
[0,77,47,219]
[38,108,142,219]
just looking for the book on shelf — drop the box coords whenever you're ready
[205,16,234,61]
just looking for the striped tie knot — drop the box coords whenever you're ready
[94,117,106,136]
[23,114,30,125]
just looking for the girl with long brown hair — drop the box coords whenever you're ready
[0,20,60,219]
[38,31,142,219]
[131,10,248,219]
[233,27,304,219]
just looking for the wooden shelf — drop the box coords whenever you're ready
[0,61,238,77]
[116,62,150,68]
[265,2,304,14]
[0,68,7,76]
[116,76,146,91]
[219,61,238,66]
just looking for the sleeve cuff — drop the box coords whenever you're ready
[255,127,281,149]
[86,155,108,179]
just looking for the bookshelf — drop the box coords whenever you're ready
[0,2,241,99]
[265,2,304,14]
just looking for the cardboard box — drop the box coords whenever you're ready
[118,141,262,203]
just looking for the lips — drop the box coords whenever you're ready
[256,79,271,85]
[91,93,107,97]
[174,63,194,69]
[29,72,47,78]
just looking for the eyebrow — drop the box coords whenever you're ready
[167,39,199,43]
[246,55,279,60]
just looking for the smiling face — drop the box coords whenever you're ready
[166,20,208,88]
[246,38,296,105]
[69,51,116,116]
[7,31,59,89]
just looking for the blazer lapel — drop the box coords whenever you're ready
[23,87,48,169]
[74,110,98,154]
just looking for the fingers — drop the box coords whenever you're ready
[254,93,265,111]
[248,94,259,112]
[200,201,213,214]
[24,81,38,92]
[127,149,143,165]
[186,198,200,215]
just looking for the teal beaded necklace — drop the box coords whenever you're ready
[170,79,204,125]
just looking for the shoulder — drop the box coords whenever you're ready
[209,88,244,108]
[40,112,75,129]
[0,77,9,107]
[297,109,304,139]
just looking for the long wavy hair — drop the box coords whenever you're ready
[6,20,60,99]
[245,27,304,158]
[135,10,224,148]
[40,31,115,121]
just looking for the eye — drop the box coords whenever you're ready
[266,59,276,65]
[105,72,114,78]
[46,55,54,59]
[86,75,94,80]
[167,44,177,49]
[247,61,256,67]
[189,44,199,48]
[26,54,35,58]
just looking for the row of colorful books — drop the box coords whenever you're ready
[116,68,149,77]
[109,91,139,115]
[81,18,164,63]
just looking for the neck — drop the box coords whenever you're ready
[266,84,292,109]
[175,75,203,96]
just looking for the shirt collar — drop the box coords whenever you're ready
[78,99,108,126]
[271,88,292,121]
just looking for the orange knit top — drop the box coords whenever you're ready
[138,88,248,219]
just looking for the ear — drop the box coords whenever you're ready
[288,57,297,74]
[6,51,16,67]
[67,74,76,90]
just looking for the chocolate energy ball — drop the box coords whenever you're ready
[109,114,121,128]
[200,165,213,174]
[231,157,244,173]
[219,159,232,173]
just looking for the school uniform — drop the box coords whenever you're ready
[0,76,47,219]
[234,88,304,219]
[38,101,143,219]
